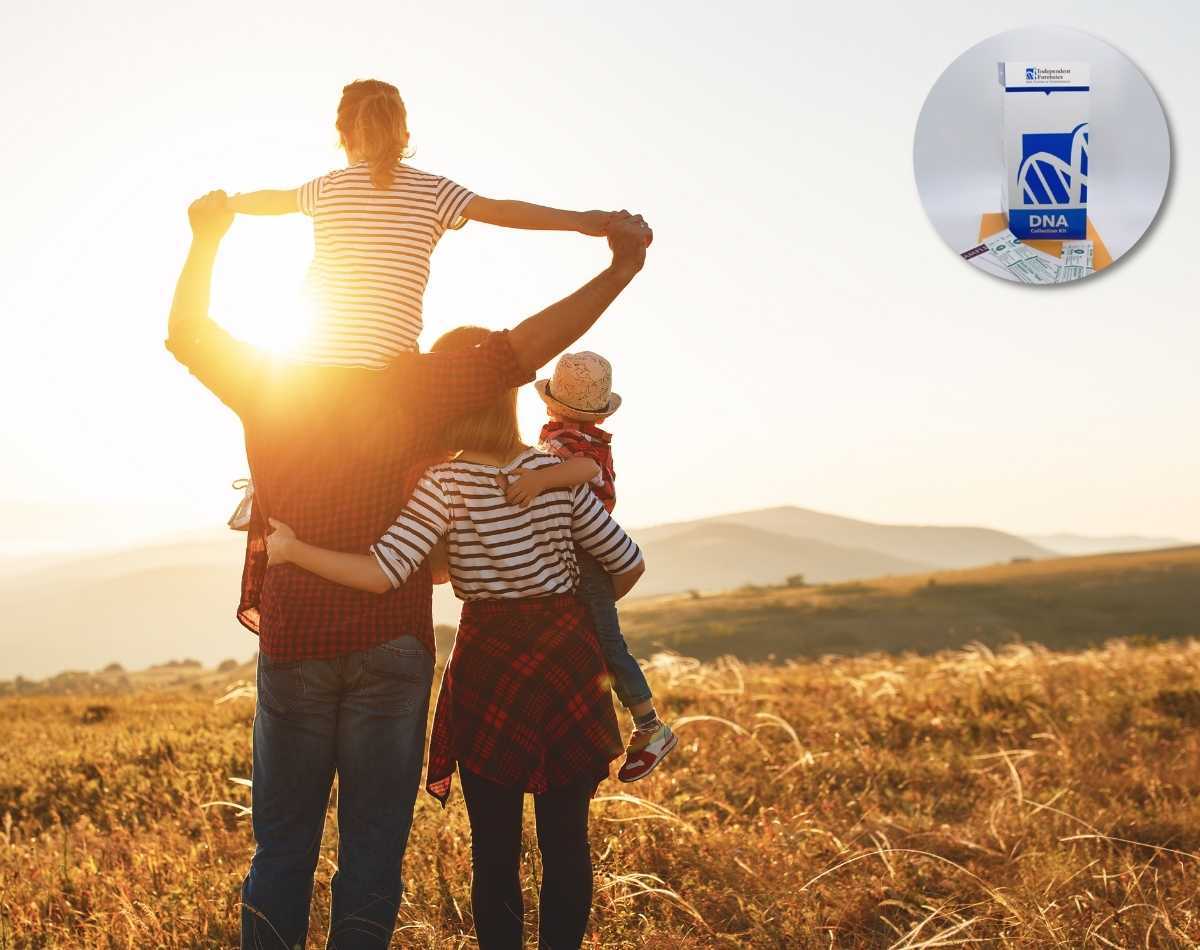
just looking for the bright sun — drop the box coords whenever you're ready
[210,219,316,355]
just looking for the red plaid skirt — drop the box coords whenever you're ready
[426,594,623,804]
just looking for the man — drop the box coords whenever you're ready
[167,192,651,949]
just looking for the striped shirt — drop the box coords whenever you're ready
[294,162,476,368]
[370,449,643,600]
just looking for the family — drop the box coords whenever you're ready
[166,79,672,949]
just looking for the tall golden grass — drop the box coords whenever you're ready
[2,638,1199,947]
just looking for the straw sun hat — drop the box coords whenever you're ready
[534,351,622,423]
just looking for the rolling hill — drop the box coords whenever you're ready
[0,503,1180,679]
[635,522,929,595]
[11,544,1200,695]
[619,545,1200,661]
[635,505,1052,569]
[0,534,463,680]
[6,544,1197,693]
[1026,532,1192,556]
[0,538,254,680]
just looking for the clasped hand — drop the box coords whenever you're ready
[188,190,234,243]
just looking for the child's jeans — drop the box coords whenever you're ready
[576,548,653,710]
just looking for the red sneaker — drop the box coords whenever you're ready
[618,723,677,783]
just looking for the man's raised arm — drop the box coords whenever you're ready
[166,191,261,418]
[384,212,652,430]
[506,212,651,373]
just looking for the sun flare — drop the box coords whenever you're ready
[209,224,316,355]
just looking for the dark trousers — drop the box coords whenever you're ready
[459,768,595,950]
[240,636,434,949]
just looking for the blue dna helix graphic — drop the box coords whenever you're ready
[1017,123,1089,207]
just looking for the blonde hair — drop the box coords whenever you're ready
[431,327,523,457]
[335,79,412,190]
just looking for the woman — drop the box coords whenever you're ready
[264,326,646,949]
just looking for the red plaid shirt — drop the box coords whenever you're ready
[538,421,616,512]
[426,595,622,804]
[166,316,531,661]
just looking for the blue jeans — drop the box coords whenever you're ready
[240,636,434,950]
[576,549,653,710]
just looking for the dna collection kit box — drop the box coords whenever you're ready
[998,62,1090,239]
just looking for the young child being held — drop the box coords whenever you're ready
[504,351,676,782]
[228,78,617,369]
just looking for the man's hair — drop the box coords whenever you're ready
[336,79,412,190]
[431,327,523,457]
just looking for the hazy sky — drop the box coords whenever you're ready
[1,1,1196,558]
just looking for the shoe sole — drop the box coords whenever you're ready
[618,731,679,783]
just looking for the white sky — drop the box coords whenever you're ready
[0,1,1196,557]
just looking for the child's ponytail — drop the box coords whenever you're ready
[336,80,411,190]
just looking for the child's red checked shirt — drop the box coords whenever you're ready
[538,421,617,512]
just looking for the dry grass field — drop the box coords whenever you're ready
[3,634,1199,947]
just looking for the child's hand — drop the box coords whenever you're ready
[607,211,652,266]
[577,210,617,237]
[187,190,234,243]
[429,539,451,585]
[505,468,546,508]
[266,518,297,566]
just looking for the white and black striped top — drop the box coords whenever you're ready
[370,449,643,600]
[294,162,475,369]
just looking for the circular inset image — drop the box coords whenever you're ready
[913,26,1170,285]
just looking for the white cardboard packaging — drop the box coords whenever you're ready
[998,62,1090,240]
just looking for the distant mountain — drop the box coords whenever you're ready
[0,536,462,680]
[0,504,1114,679]
[0,501,205,560]
[635,506,1051,569]
[635,522,929,596]
[0,534,235,589]
[1026,533,1192,557]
